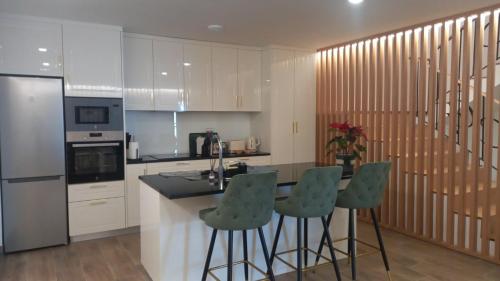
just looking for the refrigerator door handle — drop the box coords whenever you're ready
[7,176,63,184]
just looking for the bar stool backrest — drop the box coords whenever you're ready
[279,166,343,218]
[204,172,278,230]
[337,161,392,209]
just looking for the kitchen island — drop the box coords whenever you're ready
[139,162,352,281]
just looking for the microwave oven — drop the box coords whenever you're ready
[65,97,123,134]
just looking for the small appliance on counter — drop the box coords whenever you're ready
[228,140,246,154]
[189,132,219,157]
[126,133,140,160]
[246,136,261,153]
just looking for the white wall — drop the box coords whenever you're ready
[125,111,253,155]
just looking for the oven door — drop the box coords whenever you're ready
[67,141,124,184]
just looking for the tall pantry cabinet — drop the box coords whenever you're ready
[252,47,316,164]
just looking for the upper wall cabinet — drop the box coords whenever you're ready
[63,23,123,98]
[124,36,154,110]
[238,49,261,112]
[0,18,63,76]
[154,40,184,111]
[183,43,212,111]
[212,47,238,111]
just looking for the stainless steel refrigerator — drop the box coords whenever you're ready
[0,75,68,253]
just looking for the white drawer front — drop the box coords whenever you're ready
[69,197,125,236]
[68,181,125,202]
[147,160,210,174]
[232,156,271,166]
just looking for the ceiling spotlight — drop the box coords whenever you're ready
[348,0,364,4]
[38,47,48,52]
[161,72,168,76]
[208,24,223,32]
[184,62,191,66]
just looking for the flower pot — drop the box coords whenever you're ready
[336,153,355,176]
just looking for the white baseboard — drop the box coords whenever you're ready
[70,226,139,243]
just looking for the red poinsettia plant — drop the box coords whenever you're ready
[327,121,367,160]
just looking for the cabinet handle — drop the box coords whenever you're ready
[239,158,250,161]
[239,96,243,107]
[89,184,107,189]
[89,201,107,206]
[176,162,191,166]
[296,122,299,134]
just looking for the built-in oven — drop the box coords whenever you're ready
[65,97,123,132]
[65,97,125,184]
[66,135,124,184]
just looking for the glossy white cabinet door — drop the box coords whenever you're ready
[183,43,212,111]
[126,164,147,227]
[270,49,295,164]
[63,23,123,97]
[124,36,154,110]
[0,18,63,76]
[212,46,238,111]
[238,49,262,112]
[154,40,184,111]
[293,51,316,163]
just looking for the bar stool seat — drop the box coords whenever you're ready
[269,166,343,281]
[316,161,392,281]
[200,172,278,281]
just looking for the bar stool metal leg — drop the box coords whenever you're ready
[270,215,284,265]
[321,217,342,281]
[315,212,333,264]
[258,227,276,281]
[202,229,218,281]
[349,208,356,280]
[304,218,308,267]
[242,230,249,281]
[370,208,392,280]
[297,218,302,281]
[228,230,233,281]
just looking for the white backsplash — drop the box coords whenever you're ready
[125,111,253,155]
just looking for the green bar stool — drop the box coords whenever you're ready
[315,161,392,281]
[269,166,343,281]
[200,172,277,281]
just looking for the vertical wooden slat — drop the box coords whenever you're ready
[343,46,349,123]
[325,50,332,164]
[482,12,497,256]
[470,15,485,253]
[416,27,428,236]
[331,49,338,164]
[458,17,472,250]
[426,25,439,239]
[339,47,345,124]
[349,44,356,126]
[436,22,449,242]
[316,52,321,162]
[398,32,409,229]
[382,36,392,225]
[447,21,460,245]
[355,43,363,169]
[494,11,500,260]
[390,34,400,227]
[369,41,377,163]
[407,29,419,233]
[376,39,385,163]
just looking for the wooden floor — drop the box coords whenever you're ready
[1,221,500,281]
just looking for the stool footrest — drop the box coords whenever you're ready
[274,247,333,272]
[328,237,382,259]
[208,260,271,281]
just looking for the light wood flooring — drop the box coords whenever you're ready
[1,222,500,281]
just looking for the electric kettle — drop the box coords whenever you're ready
[246,136,261,151]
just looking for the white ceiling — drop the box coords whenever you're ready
[1,0,499,49]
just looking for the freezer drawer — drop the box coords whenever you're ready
[1,176,68,253]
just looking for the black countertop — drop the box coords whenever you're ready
[139,162,352,199]
[127,152,271,165]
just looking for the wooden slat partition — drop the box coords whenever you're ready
[316,5,500,264]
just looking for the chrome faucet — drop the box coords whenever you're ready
[212,134,224,189]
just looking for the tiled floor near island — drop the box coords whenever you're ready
[1,222,499,281]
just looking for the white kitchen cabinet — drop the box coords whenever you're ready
[212,46,238,111]
[68,181,125,203]
[254,48,316,165]
[183,43,212,111]
[154,40,184,111]
[126,164,147,227]
[0,18,63,76]
[293,51,316,163]
[146,160,210,175]
[238,49,262,111]
[69,197,125,236]
[223,155,271,166]
[63,23,123,98]
[124,36,154,110]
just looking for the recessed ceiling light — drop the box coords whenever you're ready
[42,62,50,66]
[184,62,191,66]
[161,72,168,76]
[348,0,364,4]
[38,47,48,52]
[208,24,223,32]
